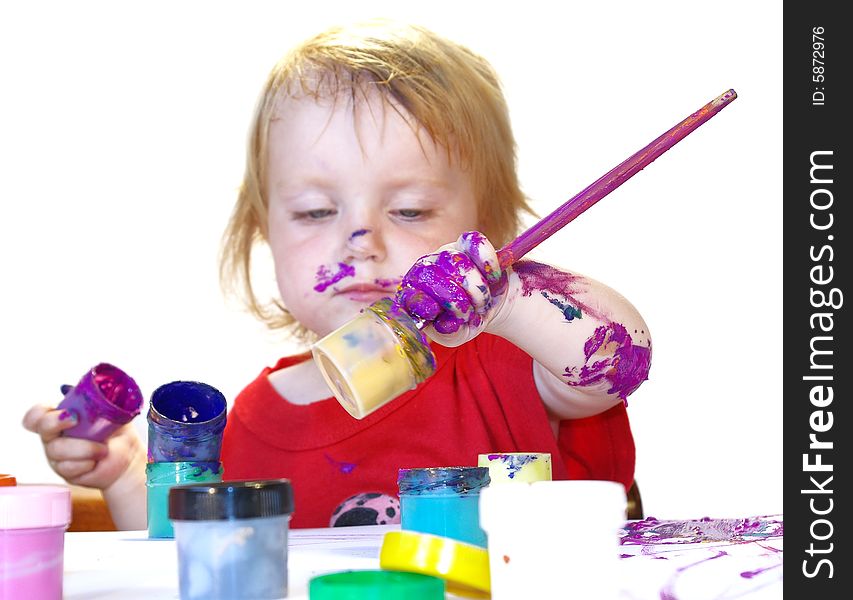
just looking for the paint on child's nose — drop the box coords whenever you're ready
[314,262,356,292]
[349,229,370,241]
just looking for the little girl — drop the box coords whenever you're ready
[23,20,651,529]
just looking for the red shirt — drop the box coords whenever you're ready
[221,333,635,528]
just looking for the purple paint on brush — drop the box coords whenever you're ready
[495,90,738,269]
[314,262,356,292]
[563,322,651,402]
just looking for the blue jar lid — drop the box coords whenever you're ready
[397,467,490,495]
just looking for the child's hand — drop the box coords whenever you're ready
[397,231,508,347]
[22,404,144,491]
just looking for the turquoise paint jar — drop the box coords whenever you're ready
[397,467,490,548]
[146,461,223,538]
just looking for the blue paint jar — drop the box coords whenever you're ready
[145,461,223,538]
[169,480,295,600]
[397,467,490,548]
[147,381,227,462]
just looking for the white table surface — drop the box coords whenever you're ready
[63,516,783,599]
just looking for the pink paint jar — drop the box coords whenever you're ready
[0,485,71,600]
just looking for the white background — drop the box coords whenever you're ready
[1,0,782,519]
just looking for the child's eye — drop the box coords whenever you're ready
[393,208,432,221]
[293,209,336,220]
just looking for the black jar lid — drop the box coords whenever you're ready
[168,479,294,521]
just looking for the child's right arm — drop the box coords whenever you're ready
[22,405,147,530]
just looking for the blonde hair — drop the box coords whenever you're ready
[220,20,534,337]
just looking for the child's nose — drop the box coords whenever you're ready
[344,227,385,262]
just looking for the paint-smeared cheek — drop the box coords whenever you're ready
[314,262,356,293]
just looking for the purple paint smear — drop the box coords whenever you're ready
[485,453,539,479]
[374,277,401,289]
[348,229,370,241]
[324,452,357,474]
[620,516,783,546]
[618,516,783,597]
[314,262,356,292]
[564,322,651,403]
[514,261,604,321]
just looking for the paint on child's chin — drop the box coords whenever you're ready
[513,260,604,320]
[314,262,356,292]
[348,229,370,241]
[563,323,651,403]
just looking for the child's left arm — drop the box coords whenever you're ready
[398,231,652,419]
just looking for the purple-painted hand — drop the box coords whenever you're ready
[397,231,507,344]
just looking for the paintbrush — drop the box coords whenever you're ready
[314,89,738,419]
[496,89,737,268]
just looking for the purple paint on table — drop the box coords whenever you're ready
[324,452,357,474]
[314,262,356,292]
[563,322,651,402]
[741,555,782,579]
[620,516,783,545]
[659,551,728,600]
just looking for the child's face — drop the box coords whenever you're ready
[266,92,479,338]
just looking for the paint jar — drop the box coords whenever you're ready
[57,362,143,442]
[477,452,552,484]
[169,479,294,600]
[309,570,444,599]
[146,461,223,538]
[479,480,627,599]
[0,476,14,487]
[0,485,71,600]
[147,381,227,462]
[312,298,436,419]
[398,466,490,548]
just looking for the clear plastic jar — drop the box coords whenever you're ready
[169,479,294,599]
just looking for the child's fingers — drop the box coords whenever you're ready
[22,405,78,443]
[458,231,506,295]
[44,436,108,463]
[51,459,97,481]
